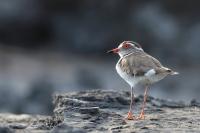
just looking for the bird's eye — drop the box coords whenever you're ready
[123,44,130,49]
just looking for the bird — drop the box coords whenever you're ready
[107,41,178,120]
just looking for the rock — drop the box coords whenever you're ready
[0,126,14,133]
[190,99,200,107]
[79,107,100,115]
[0,90,200,132]
[8,123,27,129]
[52,123,87,133]
[151,98,186,108]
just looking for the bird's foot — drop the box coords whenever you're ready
[126,111,136,120]
[137,111,145,120]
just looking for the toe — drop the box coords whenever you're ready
[126,111,135,120]
[137,112,145,120]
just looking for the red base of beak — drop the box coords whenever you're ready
[107,48,119,53]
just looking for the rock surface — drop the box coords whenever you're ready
[0,90,200,132]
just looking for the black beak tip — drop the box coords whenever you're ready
[107,50,112,53]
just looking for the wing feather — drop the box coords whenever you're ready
[119,52,163,76]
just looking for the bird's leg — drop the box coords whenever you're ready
[127,86,136,120]
[137,85,149,120]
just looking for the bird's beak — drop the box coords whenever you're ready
[107,48,119,54]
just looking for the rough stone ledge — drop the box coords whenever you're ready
[0,90,200,133]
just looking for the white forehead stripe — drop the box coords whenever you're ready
[145,69,156,77]
[118,41,144,51]
[126,42,134,45]
[118,42,135,48]
[136,47,144,51]
[118,42,125,48]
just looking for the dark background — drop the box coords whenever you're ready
[0,0,199,115]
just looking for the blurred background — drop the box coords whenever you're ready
[0,0,199,115]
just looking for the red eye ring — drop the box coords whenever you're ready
[123,44,130,49]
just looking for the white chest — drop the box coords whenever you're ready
[115,59,140,87]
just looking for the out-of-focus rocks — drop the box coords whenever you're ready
[0,0,200,63]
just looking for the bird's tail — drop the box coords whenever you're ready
[170,71,179,75]
[163,67,179,75]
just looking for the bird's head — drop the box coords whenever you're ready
[107,41,143,57]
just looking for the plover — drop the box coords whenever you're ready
[107,41,178,120]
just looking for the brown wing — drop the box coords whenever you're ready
[120,52,163,76]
